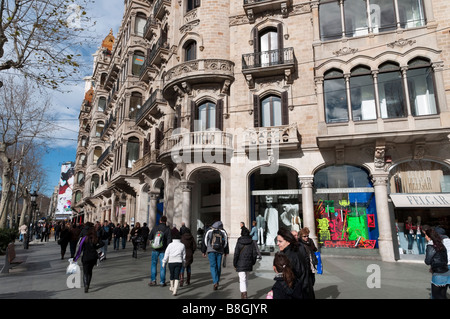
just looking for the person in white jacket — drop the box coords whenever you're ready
[162,233,186,296]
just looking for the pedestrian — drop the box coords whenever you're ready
[54,222,61,242]
[276,227,314,299]
[179,222,188,236]
[298,227,318,290]
[74,224,104,293]
[113,223,122,250]
[434,226,450,265]
[233,227,258,299]
[41,221,49,242]
[249,220,262,259]
[130,222,142,258]
[171,224,180,238]
[148,215,172,287]
[69,223,81,258]
[267,252,303,299]
[19,224,27,242]
[162,232,186,296]
[201,221,229,290]
[58,223,71,260]
[141,222,150,251]
[180,227,197,286]
[98,220,111,260]
[424,227,450,299]
[121,222,130,249]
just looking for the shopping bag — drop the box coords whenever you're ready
[66,258,79,275]
[315,251,323,275]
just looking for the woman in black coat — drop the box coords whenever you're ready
[276,227,314,299]
[270,252,304,299]
[233,227,258,299]
[59,223,71,260]
[75,224,104,293]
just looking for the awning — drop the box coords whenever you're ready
[390,193,450,207]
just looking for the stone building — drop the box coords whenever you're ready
[72,0,450,262]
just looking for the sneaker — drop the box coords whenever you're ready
[160,282,167,287]
[148,281,157,286]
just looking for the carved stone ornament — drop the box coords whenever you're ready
[374,146,385,169]
[387,38,416,48]
[333,47,359,56]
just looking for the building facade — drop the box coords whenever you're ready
[72,0,450,262]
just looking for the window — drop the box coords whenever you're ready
[75,191,82,204]
[126,137,140,168]
[407,58,438,116]
[95,121,105,137]
[187,0,200,12]
[98,97,106,112]
[134,13,146,37]
[261,95,282,127]
[350,66,376,121]
[378,62,406,119]
[77,172,85,184]
[324,69,348,123]
[184,40,196,61]
[319,0,424,41]
[129,92,142,119]
[197,101,216,131]
[132,51,145,76]
[259,27,280,66]
[93,147,102,163]
[91,174,99,193]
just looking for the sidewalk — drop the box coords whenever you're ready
[0,239,442,299]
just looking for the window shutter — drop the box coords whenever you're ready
[155,128,163,150]
[253,95,260,127]
[281,91,289,125]
[253,27,259,67]
[195,0,201,7]
[190,100,197,131]
[277,23,284,64]
[216,99,223,131]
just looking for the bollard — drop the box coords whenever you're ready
[1,247,10,274]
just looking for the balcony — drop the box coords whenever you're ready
[242,47,294,88]
[163,59,234,100]
[153,0,171,21]
[139,55,158,83]
[148,35,170,68]
[243,123,300,152]
[131,150,162,177]
[100,114,116,140]
[97,142,115,169]
[243,0,292,23]
[158,130,234,164]
[143,16,158,40]
[136,89,167,129]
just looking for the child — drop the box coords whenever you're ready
[267,252,303,299]
[162,233,186,296]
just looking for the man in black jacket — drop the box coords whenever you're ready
[148,216,172,287]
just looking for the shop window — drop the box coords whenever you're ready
[350,66,376,121]
[407,58,438,117]
[378,62,406,119]
[324,69,348,123]
[313,165,378,249]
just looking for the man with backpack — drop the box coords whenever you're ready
[201,221,229,290]
[148,215,172,287]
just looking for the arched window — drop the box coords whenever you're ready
[350,66,376,121]
[324,69,348,123]
[261,95,282,127]
[184,40,197,61]
[91,174,100,193]
[407,58,438,116]
[197,101,216,131]
[378,62,406,119]
[75,191,82,204]
[126,137,140,168]
[95,121,105,137]
[129,92,142,119]
[98,96,106,112]
[132,51,145,76]
[77,172,85,184]
[134,12,146,37]
[93,146,102,163]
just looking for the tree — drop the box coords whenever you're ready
[0,0,94,89]
[0,76,53,228]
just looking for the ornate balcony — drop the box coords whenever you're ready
[163,59,234,100]
[243,123,300,152]
[243,0,292,23]
[136,89,167,129]
[153,0,171,21]
[131,150,162,177]
[242,47,295,88]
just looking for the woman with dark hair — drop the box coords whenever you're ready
[269,252,303,299]
[276,227,314,299]
[75,224,104,293]
[424,227,450,299]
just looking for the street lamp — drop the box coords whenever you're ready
[24,191,38,249]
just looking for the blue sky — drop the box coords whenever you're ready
[42,1,123,196]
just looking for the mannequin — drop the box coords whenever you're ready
[264,195,279,249]
[280,204,301,231]
[405,216,416,254]
[416,216,425,254]
[256,214,266,245]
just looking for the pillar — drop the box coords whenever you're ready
[180,181,193,229]
[148,191,159,229]
[372,173,396,262]
[299,175,318,248]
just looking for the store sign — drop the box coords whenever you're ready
[390,193,450,207]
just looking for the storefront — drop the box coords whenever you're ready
[389,160,450,258]
[313,165,379,250]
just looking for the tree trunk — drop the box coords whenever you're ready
[0,144,13,229]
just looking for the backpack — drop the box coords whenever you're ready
[211,229,224,250]
[151,230,164,249]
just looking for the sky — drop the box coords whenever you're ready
[42,0,124,196]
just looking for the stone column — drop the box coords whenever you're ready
[180,181,194,229]
[148,191,159,229]
[372,173,396,262]
[299,175,318,247]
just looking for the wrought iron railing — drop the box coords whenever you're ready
[242,47,294,70]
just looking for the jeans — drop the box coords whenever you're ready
[207,252,223,284]
[122,237,127,249]
[417,234,425,254]
[113,237,120,250]
[168,262,182,280]
[407,234,414,250]
[101,239,109,256]
[151,250,166,283]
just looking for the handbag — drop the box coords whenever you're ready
[315,251,323,275]
[66,258,79,275]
